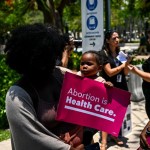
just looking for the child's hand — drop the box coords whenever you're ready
[104,81,113,88]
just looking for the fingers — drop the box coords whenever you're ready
[104,82,114,88]
[140,133,149,149]
[127,55,133,62]
[127,65,134,70]
[76,144,84,150]
[70,144,84,150]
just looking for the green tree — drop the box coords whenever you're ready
[0,0,81,34]
[0,55,20,129]
[110,0,150,39]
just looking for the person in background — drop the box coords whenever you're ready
[99,30,132,147]
[57,50,113,150]
[128,64,150,83]
[128,61,150,119]
[141,57,150,119]
[4,23,84,150]
[146,30,150,53]
[128,64,150,149]
[56,33,75,67]
[138,32,148,55]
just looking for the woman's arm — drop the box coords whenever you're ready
[70,145,84,150]
[140,121,150,149]
[128,65,150,82]
[124,56,133,75]
[103,63,125,77]
[103,56,132,77]
[61,49,70,67]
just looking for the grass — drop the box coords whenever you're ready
[0,129,10,142]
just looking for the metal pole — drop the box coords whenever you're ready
[105,0,111,31]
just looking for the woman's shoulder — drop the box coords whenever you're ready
[7,85,31,96]
[5,85,37,122]
[6,85,33,106]
[99,49,105,54]
[99,49,109,57]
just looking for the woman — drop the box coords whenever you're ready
[128,64,150,149]
[129,61,150,119]
[141,57,150,119]
[138,32,147,55]
[128,64,150,82]
[4,23,84,150]
[99,30,132,148]
[56,33,75,68]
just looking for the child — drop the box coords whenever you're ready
[57,50,113,150]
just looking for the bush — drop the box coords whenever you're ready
[0,54,20,129]
[68,51,82,71]
[0,51,82,129]
[0,129,10,142]
[131,57,145,65]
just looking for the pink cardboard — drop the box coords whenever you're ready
[56,72,131,136]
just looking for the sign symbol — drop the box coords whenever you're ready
[90,42,95,47]
[87,16,98,30]
[86,0,98,11]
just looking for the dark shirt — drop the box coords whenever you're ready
[142,57,150,88]
[140,36,147,46]
[99,50,128,91]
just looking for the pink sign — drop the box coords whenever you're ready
[56,72,131,136]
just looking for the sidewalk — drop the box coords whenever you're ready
[108,100,149,150]
[93,100,149,150]
[0,139,11,150]
[0,100,148,150]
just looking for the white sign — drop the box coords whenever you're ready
[116,51,128,63]
[81,0,104,53]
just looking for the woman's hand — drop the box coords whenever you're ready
[127,65,139,73]
[126,55,133,64]
[70,144,84,150]
[128,64,150,82]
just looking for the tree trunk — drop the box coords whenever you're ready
[36,0,56,25]
[36,0,77,33]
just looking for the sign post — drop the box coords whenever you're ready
[81,0,104,53]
